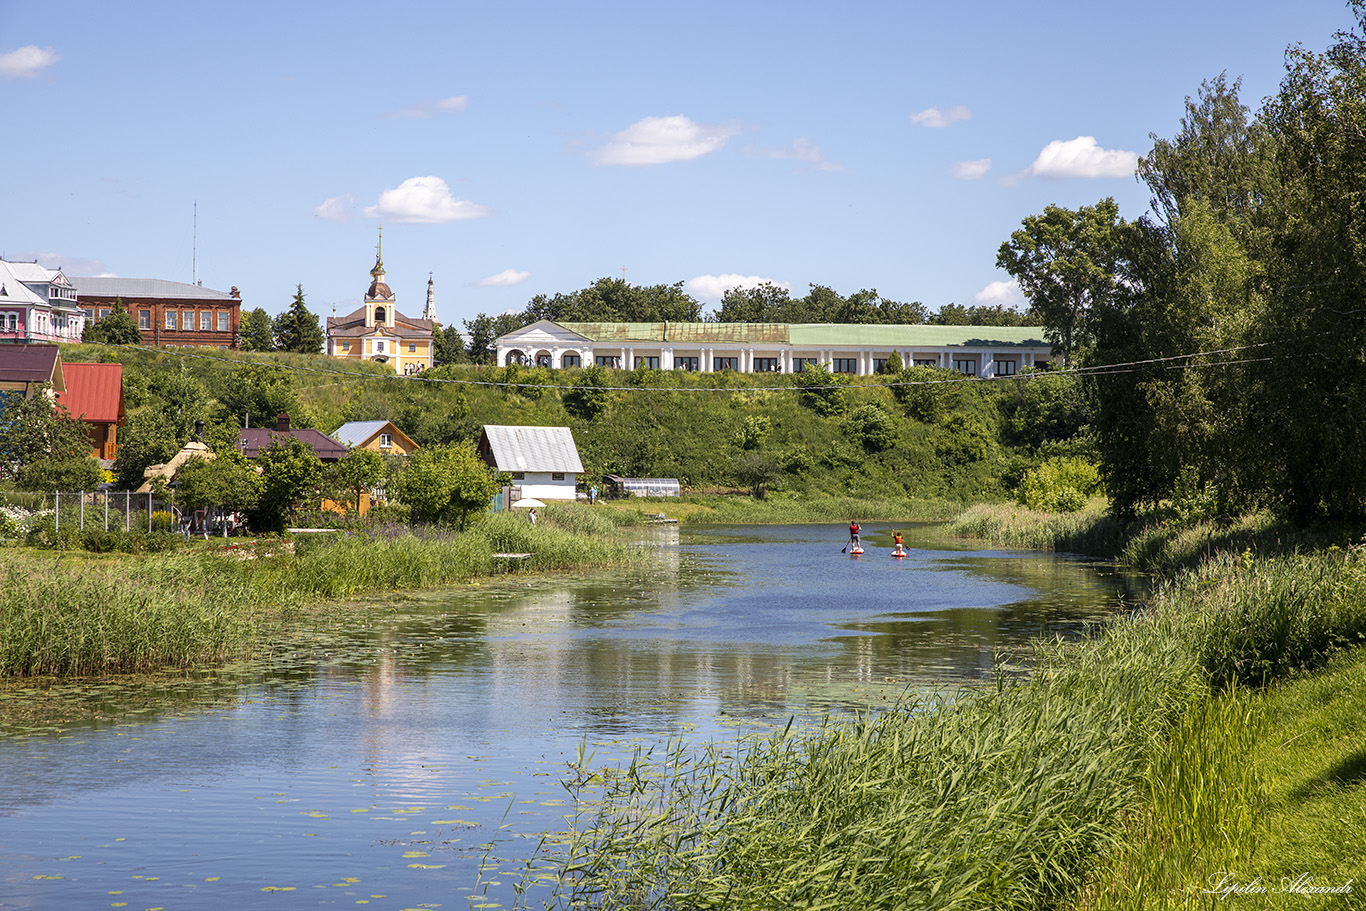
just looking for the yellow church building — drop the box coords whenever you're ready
[326,242,435,375]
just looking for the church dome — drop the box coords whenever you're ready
[367,254,394,300]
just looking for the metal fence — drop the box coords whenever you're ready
[28,491,176,533]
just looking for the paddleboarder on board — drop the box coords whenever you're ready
[849,521,861,548]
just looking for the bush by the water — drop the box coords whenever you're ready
[1016,456,1103,512]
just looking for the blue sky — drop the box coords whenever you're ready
[1,1,1355,326]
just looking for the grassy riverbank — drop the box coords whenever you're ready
[598,493,958,525]
[0,505,645,677]
[557,513,1366,909]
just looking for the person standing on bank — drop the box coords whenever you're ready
[528,508,537,526]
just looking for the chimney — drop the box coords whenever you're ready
[276,413,290,432]
[230,286,240,299]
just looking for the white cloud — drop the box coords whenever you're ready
[389,94,469,118]
[910,106,972,128]
[16,251,115,277]
[1024,136,1137,179]
[476,269,530,287]
[0,45,59,78]
[757,137,844,172]
[590,115,739,166]
[313,193,356,222]
[952,158,992,180]
[363,176,493,224]
[974,279,1026,308]
[684,274,792,302]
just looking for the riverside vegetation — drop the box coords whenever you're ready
[0,505,644,677]
[553,513,1366,910]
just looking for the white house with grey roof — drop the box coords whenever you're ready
[477,424,584,502]
[0,258,84,344]
[495,320,1055,378]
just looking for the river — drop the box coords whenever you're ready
[0,523,1144,910]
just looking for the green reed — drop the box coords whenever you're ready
[0,554,258,676]
[0,513,648,677]
[677,494,956,525]
[946,501,1123,556]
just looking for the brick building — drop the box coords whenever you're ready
[72,277,242,348]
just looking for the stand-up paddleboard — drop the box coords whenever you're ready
[850,545,864,555]
[892,547,906,558]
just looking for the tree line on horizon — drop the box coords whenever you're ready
[447,279,1040,366]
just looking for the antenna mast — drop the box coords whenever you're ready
[192,200,198,285]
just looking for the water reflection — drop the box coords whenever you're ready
[0,523,1145,909]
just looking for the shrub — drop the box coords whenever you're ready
[845,404,898,453]
[1017,457,1103,513]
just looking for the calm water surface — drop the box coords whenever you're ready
[0,524,1144,910]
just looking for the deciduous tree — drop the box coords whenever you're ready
[81,297,142,345]
[997,199,1126,365]
[393,442,497,528]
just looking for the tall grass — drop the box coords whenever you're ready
[665,494,958,525]
[0,513,648,677]
[0,554,259,676]
[946,501,1123,556]
[1082,687,1266,910]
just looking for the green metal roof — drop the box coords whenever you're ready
[558,322,790,344]
[787,323,1047,348]
[554,321,1047,348]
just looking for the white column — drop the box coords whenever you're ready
[619,346,626,368]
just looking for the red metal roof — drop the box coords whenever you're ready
[58,362,125,423]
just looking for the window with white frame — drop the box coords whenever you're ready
[200,312,211,331]
[379,433,392,448]
[139,310,151,330]
[182,310,194,330]
[217,312,229,332]
[166,311,177,330]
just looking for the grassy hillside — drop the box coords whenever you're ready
[62,342,1085,503]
